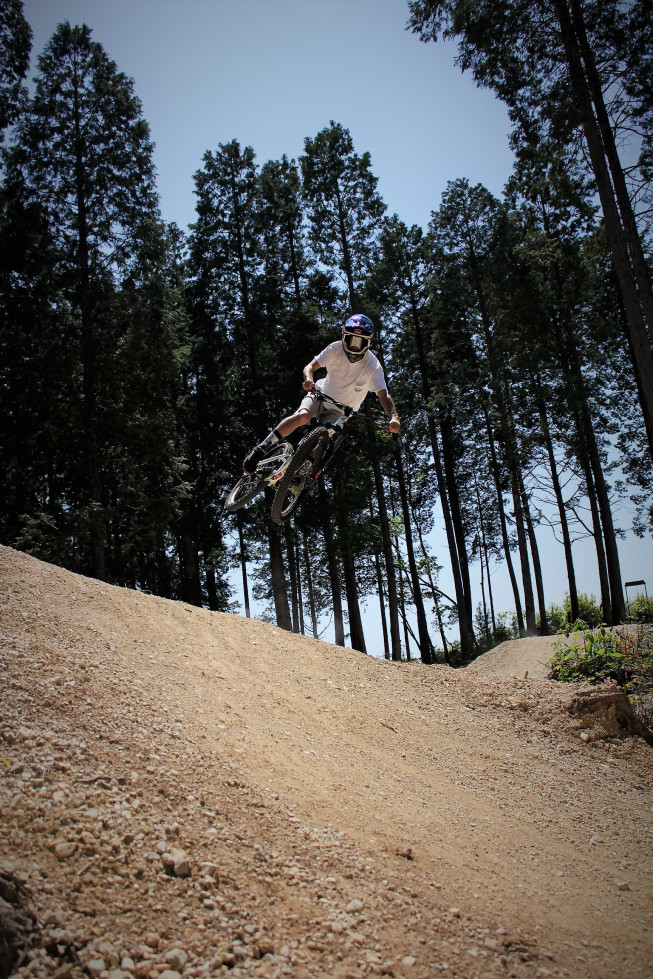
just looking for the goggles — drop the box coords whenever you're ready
[343,329,372,354]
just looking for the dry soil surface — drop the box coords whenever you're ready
[1,545,652,979]
[465,638,563,682]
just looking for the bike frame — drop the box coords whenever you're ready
[225,390,360,518]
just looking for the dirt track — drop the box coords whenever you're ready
[1,545,652,979]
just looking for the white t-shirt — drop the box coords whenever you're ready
[314,342,386,411]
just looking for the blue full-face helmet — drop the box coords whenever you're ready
[342,314,374,362]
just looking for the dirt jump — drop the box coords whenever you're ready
[1,545,651,979]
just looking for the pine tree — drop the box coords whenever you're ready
[408,0,653,454]
[2,22,185,586]
[0,0,31,141]
[301,121,386,309]
[301,122,393,653]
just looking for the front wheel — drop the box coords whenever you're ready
[225,474,266,512]
[225,440,294,513]
[270,427,329,524]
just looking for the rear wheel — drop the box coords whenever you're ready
[270,427,329,524]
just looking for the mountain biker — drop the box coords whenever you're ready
[243,314,401,475]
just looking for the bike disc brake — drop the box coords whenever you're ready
[257,441,294,482]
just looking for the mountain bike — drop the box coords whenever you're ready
[224,391,354,524]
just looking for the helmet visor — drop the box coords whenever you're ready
[343,329,372,354]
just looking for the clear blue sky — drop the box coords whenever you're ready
[21,0,651,643]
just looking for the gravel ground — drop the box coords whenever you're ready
[1,545,652,979]
[465,637,562,680]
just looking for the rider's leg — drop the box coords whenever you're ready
[243,409,311,474]
[276,410,311,438]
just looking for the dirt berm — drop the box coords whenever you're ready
[1,545,652,979]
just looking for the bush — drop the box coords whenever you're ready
[447,639,462,667]
[538,602,567,633]
[470,609,519,660]
[628,595,653,624]
[539,593,605,634]
[549,625,653,727]
[549,628,632,685]
[564,593,604,630]
[493,611,519,644]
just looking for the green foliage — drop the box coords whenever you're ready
[14,512,69,567]
[550,627,632,684]
[446,639,462,667]
[492,612,519,645]
[545,593,605,633]
[537,602,567,634]
[628,595,653,624]
[301,121,386,306]
[0,0,32,138]
[473,606,518,656]
[549,626,653,726]
[1,19,187,594]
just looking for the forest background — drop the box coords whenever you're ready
[1,0,652,663]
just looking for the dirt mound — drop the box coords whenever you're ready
[1,545,652,979]
[466,637,561,679]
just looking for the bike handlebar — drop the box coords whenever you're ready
[310,388,354,417]
[307,387,395,433]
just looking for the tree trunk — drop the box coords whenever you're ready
[484,407,525,634]
[474,476,496,634]
[517,467,549,635]
[409,300,475,658]
[303,539,319,638]
[236,513,251,618]
[495,388,536,636]
[439,405,475,633]
[398,565,413,660]
[334,468,367,654]
[374,552,390,659]
[510,469,537,636]
[536,393,579,623]
[566,343,625,624]
[569,0,653,341]
[478,542,490,644]
[587,436,626,623]
[365,415,401,660]
[469,252,533,637]
[342,533,367,654]
[179,516,202,606]
[394,439,434,663]
[266,510,291,630]
[295,533,305,634]
[73,80,104,579]
[581,456,612,624]
[414,517,451,663]
[554,0,653,449]
[203,547,218,611]
[284,524,300,632]
[318,480,345,646]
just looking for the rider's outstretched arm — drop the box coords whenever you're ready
[303,358,321,390]
[377,389,401,433]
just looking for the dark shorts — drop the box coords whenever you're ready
[298,391,344,425]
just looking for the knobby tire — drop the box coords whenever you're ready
[270,427,329,525]
[225,474,266,512]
